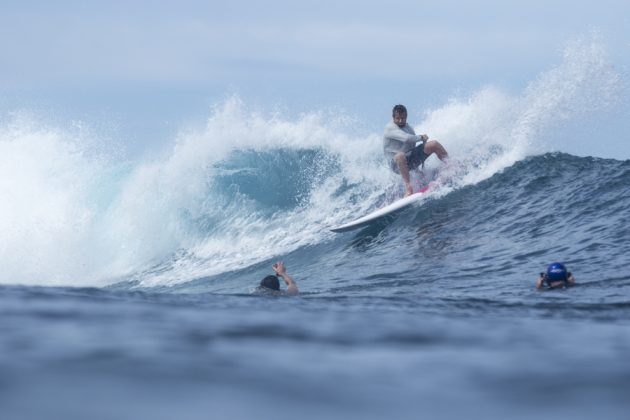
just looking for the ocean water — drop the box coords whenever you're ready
[1,39,629,420]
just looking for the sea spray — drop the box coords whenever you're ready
[418,33,620,189]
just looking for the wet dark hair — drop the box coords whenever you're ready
[260,275,280,290]
[392,104,407,116]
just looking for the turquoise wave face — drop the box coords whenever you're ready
[211,148,338,212]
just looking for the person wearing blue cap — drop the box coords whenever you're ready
[536,262,576,289]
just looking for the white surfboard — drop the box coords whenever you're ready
[330,188,429,233]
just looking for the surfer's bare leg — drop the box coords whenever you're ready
[424,140,449,161]
[394,152,414,197]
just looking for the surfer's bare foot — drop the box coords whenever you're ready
[404,185,414,197]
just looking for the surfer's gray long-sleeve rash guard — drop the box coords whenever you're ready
[383,121,422,160]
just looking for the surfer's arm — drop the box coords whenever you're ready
[383,124,423,148]
[566,272,575,286]
[273,262,299,295]
[535,274,545,289]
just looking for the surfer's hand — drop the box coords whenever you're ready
[420,134,429,143]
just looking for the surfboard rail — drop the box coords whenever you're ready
[330,190,427,233]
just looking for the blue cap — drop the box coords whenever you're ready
[546,262,568,282]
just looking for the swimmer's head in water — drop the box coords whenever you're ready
[546,262,568,282]
[260,275,280,291]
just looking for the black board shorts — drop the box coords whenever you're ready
[389,143,429,173]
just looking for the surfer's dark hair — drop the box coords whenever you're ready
[392,104,407,116]
[260,275,280,290]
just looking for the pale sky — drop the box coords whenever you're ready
[1,0,629,154]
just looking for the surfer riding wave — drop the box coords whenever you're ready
[384,104,449,196]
